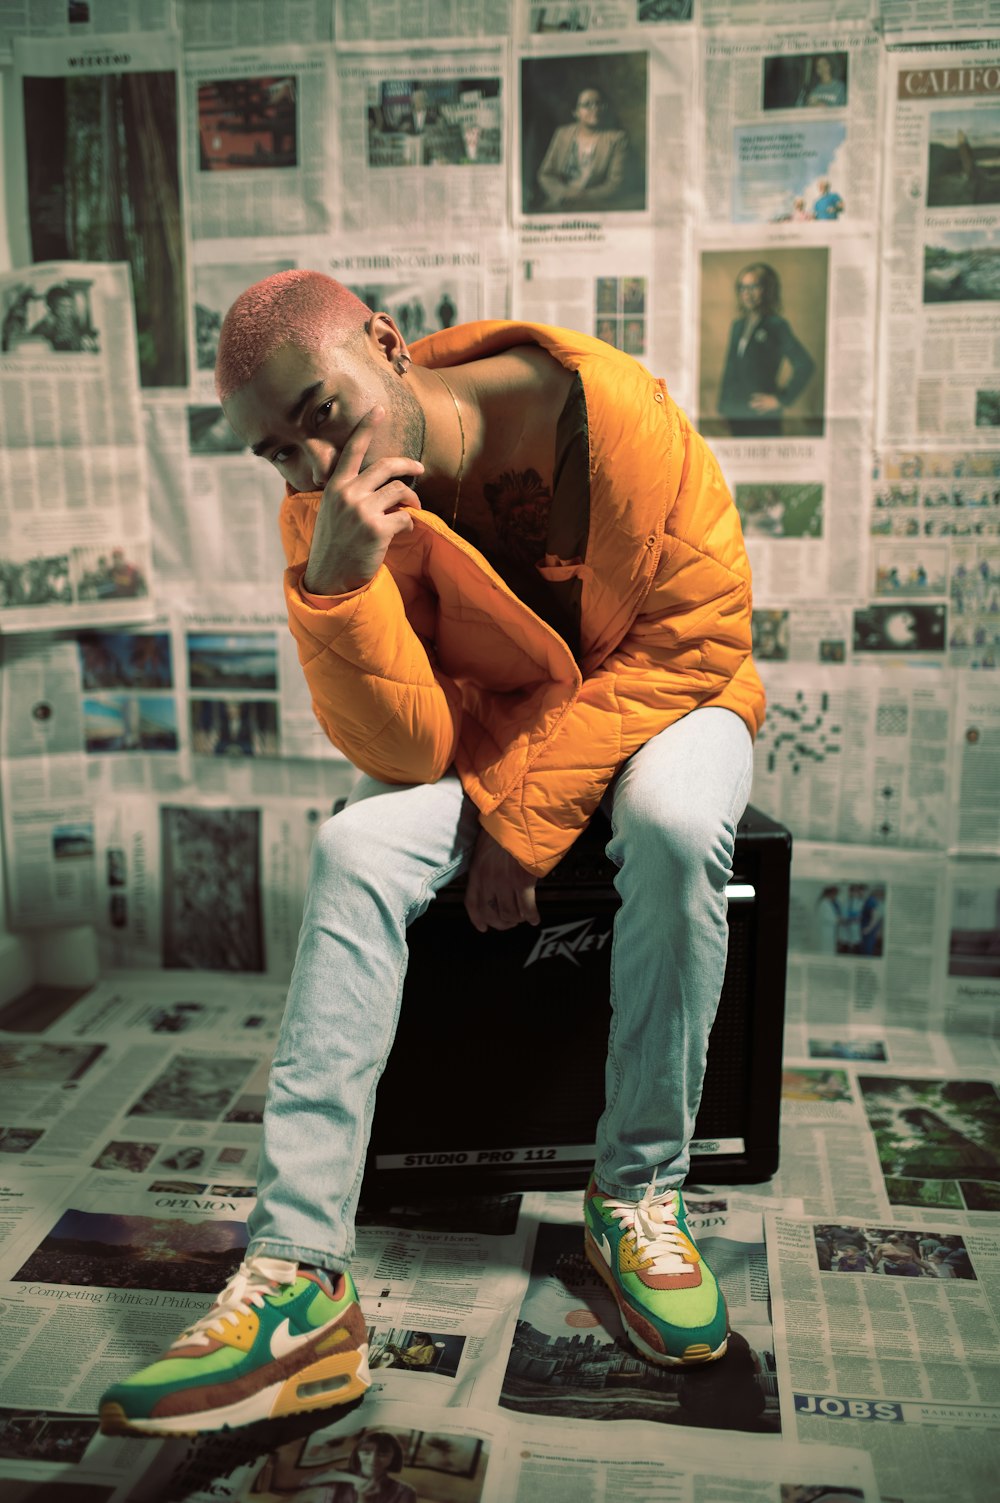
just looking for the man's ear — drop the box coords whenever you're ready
[367,311,407,369]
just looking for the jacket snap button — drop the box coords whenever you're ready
[654,392,664,402]
[646,534,656,547]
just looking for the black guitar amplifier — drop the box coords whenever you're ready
[362,804,791,1200]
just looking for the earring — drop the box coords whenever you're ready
[395,354,411,375]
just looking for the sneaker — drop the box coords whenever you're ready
[99,1256,370,1436]
[584,1176,728,1366]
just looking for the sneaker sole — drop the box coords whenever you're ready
[99,1344,371,1437]
[584,1230,728,1367]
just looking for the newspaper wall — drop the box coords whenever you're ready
[0,261,152,635]
[879,40,1000,448]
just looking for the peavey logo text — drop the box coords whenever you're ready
[524,916,611,967]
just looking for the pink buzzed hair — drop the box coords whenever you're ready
[215,270,372,403]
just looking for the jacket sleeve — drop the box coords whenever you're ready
[480,548,756,876]
[283,560,464,785]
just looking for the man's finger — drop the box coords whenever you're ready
[335,403,385,479]
[518,882,540,927]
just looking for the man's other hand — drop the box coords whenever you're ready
[465,828,540,933]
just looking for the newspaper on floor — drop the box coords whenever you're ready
[782,1021,1000,1076]
[766,1206,1000,1503]
[0,261,152,634]
[0,1390,883,1503]
[487,1194,784,1434]
[878,39,1000,449]
[11,31,189,390]
[774,1058,1000,1227]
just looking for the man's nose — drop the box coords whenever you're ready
[302,438,336,489]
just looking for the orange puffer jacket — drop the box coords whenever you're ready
[279,320,766,877]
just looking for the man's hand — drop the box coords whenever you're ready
[465,828,540,933]
[303,405,424,596]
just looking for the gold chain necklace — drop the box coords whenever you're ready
[434,369,466,527]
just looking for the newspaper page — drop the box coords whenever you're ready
[0,261,153,634]
[750,664,952,848]
[951,670,1000,852]
[178,0,332,49]
[184,44,335,239]
[700,0,870,24]
[493,1197,783,1432]
[191,235,495,402]
[767,1207,1000,1503]
[11,31,189,391]
[702,29,882,232]
[516,31,696,229]
[514,226,694,404]
[944,855,1000,1032]
[0,611,355,931]
[784,840,949,1033]
[337,42,507,232]
[337,0,511,42]
[92,790,329,974]
[782,1020,992,1074]
[698,228,875,606]
[516,0,696,34]
[0,0,171,61]
[878,40,1000,449]
[880,1,1000,39]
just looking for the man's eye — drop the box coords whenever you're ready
[271,447,292,465]
[315,398,334,425]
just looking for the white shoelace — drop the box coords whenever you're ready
[174,1256,298,1349]
[603,1183,696,1276]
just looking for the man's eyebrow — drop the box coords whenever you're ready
[250,380,325,458]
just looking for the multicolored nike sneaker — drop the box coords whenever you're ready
[99,1256,370,1436]
[584,1176,728,1366]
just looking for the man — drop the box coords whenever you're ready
[813,179,845,221]
[99,270,764,1437]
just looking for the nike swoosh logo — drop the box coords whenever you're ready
[270,1317,324,1360]
[598,1233,614,1268]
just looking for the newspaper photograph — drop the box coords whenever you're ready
[516,31,697,229]
[0,261,153,635]
[183,44,335,239]
[879,41,1000,447]
[12,30,189,389]
[337,43,507,232]
[767,1207,1000,1503]
[496,1200,781,1432]
[702,29,881,230]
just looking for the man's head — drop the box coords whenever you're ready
[216,270,425,494]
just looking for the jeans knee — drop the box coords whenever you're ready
[612,802,736,893]
[310,805,391,891]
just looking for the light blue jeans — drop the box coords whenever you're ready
[246,706,754,1270]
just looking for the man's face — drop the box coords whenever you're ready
[223,322,425,495]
